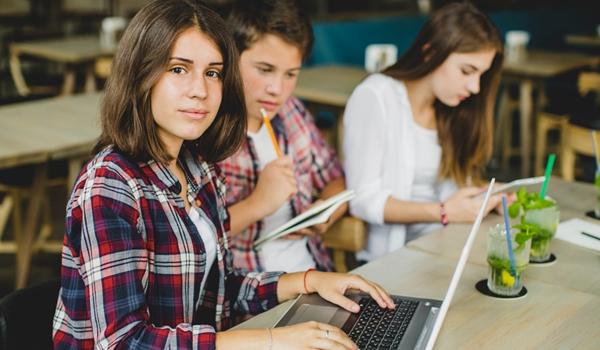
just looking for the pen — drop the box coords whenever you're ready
[581,231,600,241]
[260,108,282,158]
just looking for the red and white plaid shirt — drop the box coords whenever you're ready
[219,97,343,273]
[53,146,282,350]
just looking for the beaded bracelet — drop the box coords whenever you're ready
[440,202,449,226]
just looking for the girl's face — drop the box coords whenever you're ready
[429,49,496,107]
[151,26,224,155]
[238,34,302,127]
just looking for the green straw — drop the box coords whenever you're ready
[539,153,556,199]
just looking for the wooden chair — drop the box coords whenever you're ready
[560,123,595,181]
[323,216,366,272]
[535,110,569,175]
[94,56,112,80]
[559,72,600,181]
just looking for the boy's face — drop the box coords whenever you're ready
[239,34,302,131]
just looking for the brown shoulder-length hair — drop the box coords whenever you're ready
[227,0,313,60]
[94,0,246,164]
[383,1,503,186]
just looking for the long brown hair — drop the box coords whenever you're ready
[383,2,503,186]
[94,0,246,164]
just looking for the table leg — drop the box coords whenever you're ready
[519,80,533,177]
[8,51,31,96]
[84,65,97,93]
[15,164,48,289]
[61,68,76,96]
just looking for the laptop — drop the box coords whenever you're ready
[274,179,496,350]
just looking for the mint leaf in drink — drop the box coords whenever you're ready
[508,202,521,218]
[511,187,555,213]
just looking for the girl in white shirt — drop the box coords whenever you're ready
[344,2,506,260]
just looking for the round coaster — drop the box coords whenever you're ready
[529,253,557,266]
[475,279,528,299]
[586,210,600,221]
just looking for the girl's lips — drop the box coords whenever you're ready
[259,101,279,111]
[180,109,209,120]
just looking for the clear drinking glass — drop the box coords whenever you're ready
[523,201,560,262]
[487,225,531,296]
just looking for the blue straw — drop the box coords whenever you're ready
[502,196,517,277]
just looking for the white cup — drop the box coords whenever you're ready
[505,30,530,63]
[100,17,127,51]
[365,44,398,73]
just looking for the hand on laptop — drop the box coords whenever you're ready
[271,321,358,350]
[305,271,395,313]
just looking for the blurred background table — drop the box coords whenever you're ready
[497,50,599,176]
[0,93,101,288]
[9,36,114,96]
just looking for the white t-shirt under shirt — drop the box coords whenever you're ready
[247,124,316,273]
[188,207,217,293]
[405,119,442,242]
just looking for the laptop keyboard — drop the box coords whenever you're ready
[347,296,419,349]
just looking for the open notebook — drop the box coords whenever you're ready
[253,190,355,249]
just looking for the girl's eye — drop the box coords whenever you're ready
[207,70,222,79]
[170,66,185,74]
[257,66,272,74]
[461,68,474,76]
[286,72,298,79]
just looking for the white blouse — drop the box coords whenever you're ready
[343,73,456,260]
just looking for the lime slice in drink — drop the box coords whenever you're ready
[501,270,515,287]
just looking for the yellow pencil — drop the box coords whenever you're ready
[260,108,282,158]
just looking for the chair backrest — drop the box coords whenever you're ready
[578,72,600,96]
[0,279,60,350]
[560,72,600,181]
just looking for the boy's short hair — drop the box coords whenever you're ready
[228,0,313,59]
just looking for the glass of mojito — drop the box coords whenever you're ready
[487,224,531,296]
[509,188,560,263]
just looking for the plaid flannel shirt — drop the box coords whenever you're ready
[219,96,343,273]
[53,146,283,350]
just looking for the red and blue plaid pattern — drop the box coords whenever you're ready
[219,97,343,273]
[53,146,282,350]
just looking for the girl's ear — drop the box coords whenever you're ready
[422,43,432,62]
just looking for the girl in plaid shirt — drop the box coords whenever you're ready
[52,1,394,349]
[219,0,347,274]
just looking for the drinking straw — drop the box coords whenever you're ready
[501,196,517,277]
[539,153,556,199]
[591,131,600,169]
[260,108,282,158]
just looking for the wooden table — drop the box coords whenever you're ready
[234,178,600,348]
[9,36,115,96]
[499,50,599,176]
[0,93,101,288]
[565,34,600,48]
[295,65,368,107]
